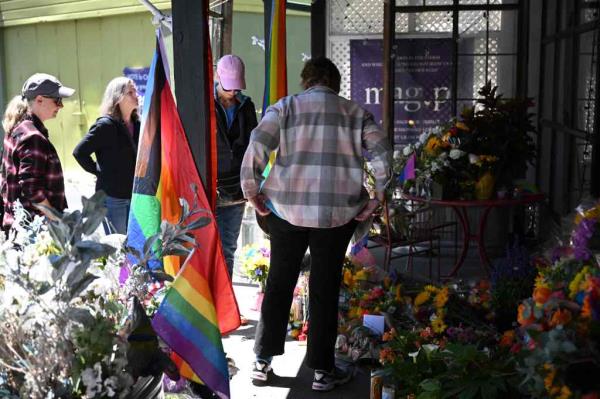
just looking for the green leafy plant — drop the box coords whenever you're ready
[0,187,211,398]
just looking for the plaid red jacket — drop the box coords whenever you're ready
[1,114,67,228]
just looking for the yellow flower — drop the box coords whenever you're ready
[383,276,391,289]
[568,266,590,299]
[394,285,402,302]
[455,121,469,131]
[354,269,369,281]
[544,365,556,392]
[343,269,354,288]
[424,285,438,293]
[414,291,431,307]
[558,385,572,399]
[347,306,360,319]
[431,317,447,333]
[434,287,449,308]
[535,275,549,289]
[424,137,444,156]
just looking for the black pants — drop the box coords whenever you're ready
[253,213,357,371]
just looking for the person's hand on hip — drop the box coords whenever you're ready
[249,194,272,216]
[354,199,381,222]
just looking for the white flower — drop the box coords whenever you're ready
[81,365,103,397]
[29,256,54,283]
[430,161,441,172]
[104,376,118,397]
[419,132,430,144]
[99,234,126,250]
[468,153,480,164]
[449,149,465,159]
[402,145,413,156]
[1,281,30,312]
[87,261,122,297]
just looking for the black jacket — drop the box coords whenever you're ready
[215,92,258,204]
[73,116,140,199]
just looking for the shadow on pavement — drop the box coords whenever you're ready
[285,356,371,399]
[252,374,298,389]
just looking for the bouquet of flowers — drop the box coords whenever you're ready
[505,204,600,398]
[240,243,270,291]
[395,82,536,200]
[377,280,518,398]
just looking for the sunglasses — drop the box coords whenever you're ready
[43,96,63,106]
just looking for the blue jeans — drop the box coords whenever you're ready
[103,196,130,235]
[215,203,245,278]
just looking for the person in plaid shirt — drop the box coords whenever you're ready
[243,57,392,391]
[1,73,74,230]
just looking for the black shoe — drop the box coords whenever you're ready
[251,360,273,382]
[312,367,352,391]
[189,381,218,398]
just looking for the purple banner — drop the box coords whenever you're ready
[350,39,453,146]
[123,66,150,98]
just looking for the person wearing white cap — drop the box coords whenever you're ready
[214,55,258,284]
[1,73,75,230]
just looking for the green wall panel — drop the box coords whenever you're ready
[1,7,310,181]
[2,13,156,179]
[0,0,171,27]
[232,11,310,114]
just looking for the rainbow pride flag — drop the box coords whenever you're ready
[127,30,239,398]
[398,152,416,183]
[262,0,287,114]
[262,0,287,176]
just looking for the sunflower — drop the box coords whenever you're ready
[414,291,431,307]
[431,317,447,334]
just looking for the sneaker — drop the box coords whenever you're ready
[251,360,272,382]
[312,367,352,391]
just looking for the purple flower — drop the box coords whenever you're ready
[119,264,130,285]
[571,218,597,261]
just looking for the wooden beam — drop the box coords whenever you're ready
[311,0,326,58]
[172,0,212,193]
[383,0,396,146]
[222,0,234,55]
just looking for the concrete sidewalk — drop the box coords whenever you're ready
[224,280,371,399]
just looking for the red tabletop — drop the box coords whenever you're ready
[399,192,546,278]
[401,193,546,208]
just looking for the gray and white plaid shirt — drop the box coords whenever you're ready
[241,86,392,228]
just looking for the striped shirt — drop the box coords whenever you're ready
[1,115,67,228]
[241,86,392,228]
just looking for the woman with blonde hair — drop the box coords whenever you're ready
[1,73,74,230]
[73,77,140,234]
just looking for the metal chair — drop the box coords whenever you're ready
[369,198,455,279]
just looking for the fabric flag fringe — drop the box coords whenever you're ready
[127,29,240,399]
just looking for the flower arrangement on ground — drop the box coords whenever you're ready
[375,279,519,398]
[395,82,536,200]
[507,203,600,398]
[240,242,270,292]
